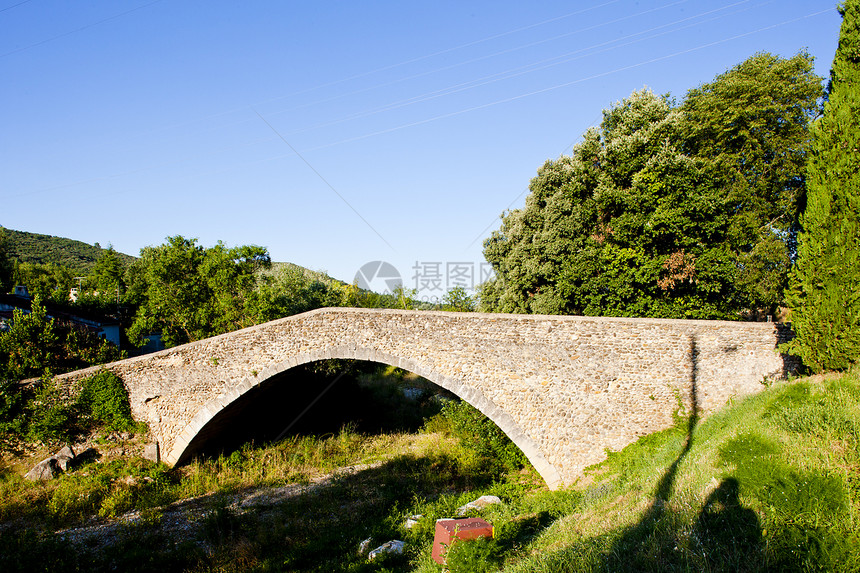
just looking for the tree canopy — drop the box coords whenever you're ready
[126,236,271,347]
[785,0,860,371]
[88,246,126,296]
[482,52,823,319]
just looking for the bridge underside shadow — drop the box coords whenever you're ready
[169,350,564,490]
[174,361,445,463]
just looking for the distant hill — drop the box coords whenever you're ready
[1,227,136,275]
[1,229,335,283]
[261,261,347,286]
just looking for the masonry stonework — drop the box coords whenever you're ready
[55,308,794,489]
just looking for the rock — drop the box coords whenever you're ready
[368,540,405,560]
[25,457,60,481]
[357,537,373,556]
[405,514,423,529]
[456,495,503,516]
[143,442,160,463]
[55,445,76,471]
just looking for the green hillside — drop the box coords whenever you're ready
[262,261,346,286]
[1,228,336,285]
[1,227,136,275]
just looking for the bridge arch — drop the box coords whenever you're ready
[168,344,564,489]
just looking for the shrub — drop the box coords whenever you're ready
[47,473,111,523]
[426,400,528,473]
[0,380,27,448]
[77,370,139,433]
[27,375,74,443]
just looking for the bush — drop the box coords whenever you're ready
[426,400,528,473]
[0,380,27,448]
[27,375,73,443]
[77,371,139,433]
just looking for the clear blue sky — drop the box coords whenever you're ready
[1,0,843,301]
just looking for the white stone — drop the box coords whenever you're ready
[457,495,503,516]
[25,457,60,481]
[55,445,75,471]
[368,540,404,560]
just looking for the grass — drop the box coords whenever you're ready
[496,371,860,572]
[1,369,859,572]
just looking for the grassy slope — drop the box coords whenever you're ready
[490,372,860,573]
[261,261,346,286]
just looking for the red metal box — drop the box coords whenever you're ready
[431,517,494,564]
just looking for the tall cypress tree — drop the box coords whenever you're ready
[786,0,860,371]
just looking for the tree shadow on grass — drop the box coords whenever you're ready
[602,335,763,572]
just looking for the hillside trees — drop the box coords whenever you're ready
[11,261,74,302]
[88,246,126,296]
[482,52,823,319]
[785,0,860,371]
[247,264,345,322]
[126,236,272,347]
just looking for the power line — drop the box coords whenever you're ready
[460,7,832,251]
[308,8,832,152]
[0,0,33,15]
[254,110,396,252]
[0,0,163,58]
[278,0,763,140]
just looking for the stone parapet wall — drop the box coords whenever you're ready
[55,308,794,489]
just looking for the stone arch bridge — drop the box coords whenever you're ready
[57,308,794,489]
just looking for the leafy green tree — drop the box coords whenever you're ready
[62,327,125,370]
[88,245,126,296]
[11,261,74,302]
[483,53,823,319]
[442,286,476,312]
[0,295,61,380]
[248,264,344,322]
[682,52,824,311]
[127,236,271,347]
[785,1,860,371]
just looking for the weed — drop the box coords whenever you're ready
[446,536,503,572]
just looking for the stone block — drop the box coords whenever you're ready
[144,442,160,463]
